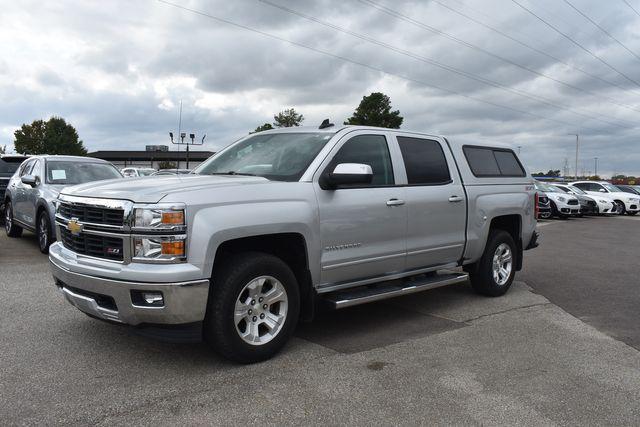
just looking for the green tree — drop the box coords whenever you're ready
[273,108,304,127]
[14,117,87,155]
[158,161,177,169]
[344,92,403,128]
[252,123,274,133]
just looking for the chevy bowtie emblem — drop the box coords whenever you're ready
[67,219,83,236]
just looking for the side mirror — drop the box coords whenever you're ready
[21,175,37,187]
[320,163,373,190]
[598,188,606,193]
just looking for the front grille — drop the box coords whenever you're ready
[567,199,579,205]
[59,202,124,226]
[60,228,124,261]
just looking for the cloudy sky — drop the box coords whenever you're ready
[1,0,639,176]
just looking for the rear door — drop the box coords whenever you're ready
[394,135,466,270]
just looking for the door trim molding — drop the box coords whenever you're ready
[322,251,405,271]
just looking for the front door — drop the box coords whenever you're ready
[314,132,407,286]
[394,135,466,270]
[13,159,35,224]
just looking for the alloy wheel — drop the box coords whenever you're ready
[492,243,512,286]
[38,215,48,250]
[234,276,288,346]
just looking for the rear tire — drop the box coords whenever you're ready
[4,201,23,238]
[468,230,516,297]
[204,252,300,363]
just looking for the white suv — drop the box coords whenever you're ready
[571,181,639,216]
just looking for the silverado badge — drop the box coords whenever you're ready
[67,219,83,236]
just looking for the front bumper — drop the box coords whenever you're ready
[50,254,209,326]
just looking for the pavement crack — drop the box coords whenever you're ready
[464,302,551,323]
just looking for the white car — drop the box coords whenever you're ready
[121,167,156,178]
[571,181,640,216]
[534,181,580,218]
[557,184,618,215]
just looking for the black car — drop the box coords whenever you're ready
[0,155,30,212]
[537,192,552,219]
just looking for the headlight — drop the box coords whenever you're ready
[628,198,639,203]
[557,196,566,202]
[132,203,186,231]
[133,235,186,262]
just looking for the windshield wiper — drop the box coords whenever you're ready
[209,171,258,177]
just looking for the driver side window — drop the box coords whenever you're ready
[328,135,394,187]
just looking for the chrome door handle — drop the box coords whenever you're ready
[386,198,405,206]
[448,195,463,203]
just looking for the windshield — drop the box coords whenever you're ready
[602,183,621,192]
[196,132,335,181]
[567,185,586,195]
[46,161,122,185]
[0,159,24,174]
[535,182,560,193]
[553,185,570,193]
[138,169,155,176]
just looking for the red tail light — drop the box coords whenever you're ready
[534,192,539,220]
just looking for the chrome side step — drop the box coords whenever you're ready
[321,271,469,309]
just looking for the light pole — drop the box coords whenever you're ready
[594,157,598,177]
[567,134,579,179]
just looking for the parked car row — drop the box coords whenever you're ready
[534,180,640,219]
[2,156,196,253]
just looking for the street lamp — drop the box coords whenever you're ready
[567,134,579,179]
[594,157,598,177]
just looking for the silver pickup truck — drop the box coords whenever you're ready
[49,124,539,363]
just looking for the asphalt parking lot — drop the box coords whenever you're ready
[1,217,640,425]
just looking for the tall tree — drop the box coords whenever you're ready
[252,123,274,133]
[273,108,304,127]
[13,117,87,155]
[344,92,403,128]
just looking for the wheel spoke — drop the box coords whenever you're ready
[262,312,282,331]
[263,285,285,305]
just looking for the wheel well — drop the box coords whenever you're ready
[213,233,315,321]
[489,215,522,271]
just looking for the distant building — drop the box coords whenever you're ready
[88,149,215,170]
[145,145,169,152]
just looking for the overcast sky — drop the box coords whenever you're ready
[1,0,639,176]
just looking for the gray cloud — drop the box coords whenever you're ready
[0,0,639,176]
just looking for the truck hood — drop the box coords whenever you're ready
[59,174,270,203]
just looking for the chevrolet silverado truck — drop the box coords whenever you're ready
[49,124,539,363]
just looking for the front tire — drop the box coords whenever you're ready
[204,252,300,363]
[615,201,626,215]
[627,211,637,216]
[37,211,52,254]
[4,201,23,238]
[468,230,516,297]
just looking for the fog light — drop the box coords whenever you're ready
[131,290,164,307]
[143,292,163,305]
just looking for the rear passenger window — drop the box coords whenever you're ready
[463,146,525,177]
[397,137,451,185]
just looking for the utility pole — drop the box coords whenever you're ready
[567,134,579,179]
[177,100,182,169]
[594,157,598,177]
[517,146,521,155]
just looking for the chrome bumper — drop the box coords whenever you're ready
[50,258,209,326]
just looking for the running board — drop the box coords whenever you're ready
[321,271,469,309]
